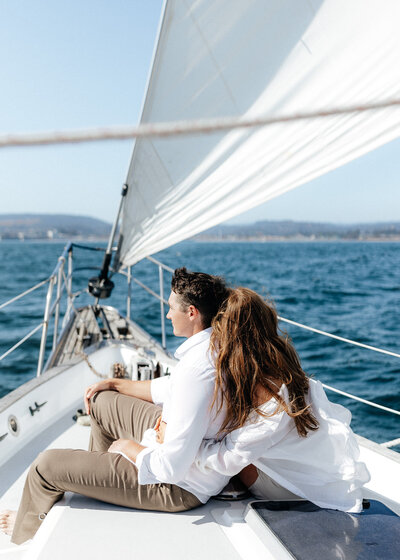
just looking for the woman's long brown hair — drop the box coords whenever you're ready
[210,287,319,437]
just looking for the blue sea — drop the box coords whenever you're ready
[0,240,399,450]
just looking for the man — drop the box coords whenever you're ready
[6,267,230,545]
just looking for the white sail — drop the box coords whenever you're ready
[119,0,400,267]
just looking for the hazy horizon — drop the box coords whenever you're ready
[2,212,400,227]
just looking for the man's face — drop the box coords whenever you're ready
[166,291,192,338]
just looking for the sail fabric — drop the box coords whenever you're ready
[119,0,400,267]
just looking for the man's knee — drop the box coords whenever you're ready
[90,389,118,422]
[32,449,89,485]
[31,449,65,481]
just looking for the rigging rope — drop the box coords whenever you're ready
[278,316,400,359]
[322,383,400,417]
[1,98,400,148]
[0,278,50,311]
[79,350,108,380]
[0,323,43,362]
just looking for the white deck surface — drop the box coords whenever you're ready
[0,419,255,560]
[1,405,399,559]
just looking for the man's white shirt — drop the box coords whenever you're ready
[135,327,226,503]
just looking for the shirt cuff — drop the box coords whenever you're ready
[135,447,158,485]
[150,376,170,405]
[115,451,138,467]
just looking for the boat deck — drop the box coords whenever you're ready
[0,420,267,560]
[2,413,400,559]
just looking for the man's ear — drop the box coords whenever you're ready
[188,305,200,321]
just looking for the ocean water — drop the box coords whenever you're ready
[0,240,399,449]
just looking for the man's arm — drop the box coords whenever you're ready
[135,365,215,484]
[84,378,152,414]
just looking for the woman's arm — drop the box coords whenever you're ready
[196,411,284,477]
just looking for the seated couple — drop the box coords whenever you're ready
[2,268,370,545]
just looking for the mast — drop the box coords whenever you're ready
[88,183,128,299]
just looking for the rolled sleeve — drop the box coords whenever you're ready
[135,447,156,484]
[150,376,171,405]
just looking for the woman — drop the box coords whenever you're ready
[195,287,370,512]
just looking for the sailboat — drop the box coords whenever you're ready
[1,0,400,558]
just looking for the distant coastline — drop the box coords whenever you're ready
[0,213,111,241]
[193,236,400,243]
[194,219,400,242]
[2,213,400,242]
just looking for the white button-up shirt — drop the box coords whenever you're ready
[195,379,370,512]
[135,328,226,502]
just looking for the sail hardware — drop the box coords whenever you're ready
[87,276,114,300]
[8,415,19,436]
[137,361,154,381]
[29,401,47,416]
[88,184,128,300]
[97,307,114,338]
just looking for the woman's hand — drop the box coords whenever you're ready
[154,416,167,444]
[84,379,112,414]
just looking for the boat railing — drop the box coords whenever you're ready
[1,247,399,446]
[119,255,173,349]
[0,242,74,376]
[0,246,173,377]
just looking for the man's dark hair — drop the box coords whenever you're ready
[171,267,230,328]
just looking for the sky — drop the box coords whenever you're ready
[0,0,399,226]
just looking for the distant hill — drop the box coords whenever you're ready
[2,214,400,242]
[195,220,400,240]
[0,214,111,240]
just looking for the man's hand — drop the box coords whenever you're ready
[84,378,154,414]
[108,439,145,462]
[84,379,112,414]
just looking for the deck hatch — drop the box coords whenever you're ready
[247,499,400,560]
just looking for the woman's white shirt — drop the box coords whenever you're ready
[195,379,370,512]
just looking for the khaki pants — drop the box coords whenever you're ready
[11,390,202,545]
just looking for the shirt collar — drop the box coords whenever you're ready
[174,327,212,359]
